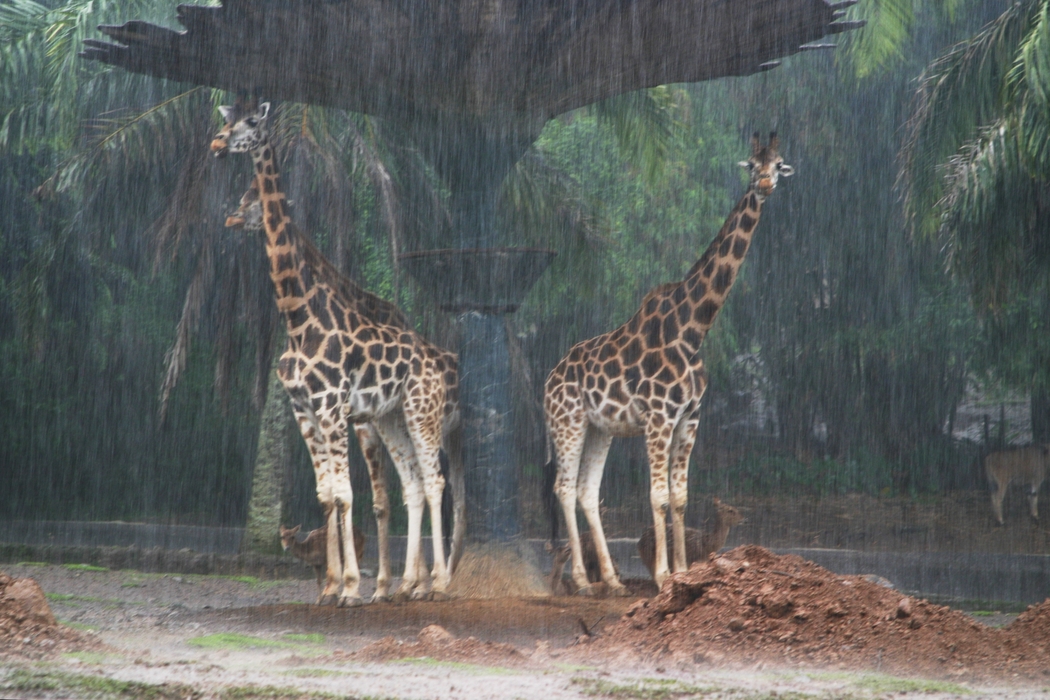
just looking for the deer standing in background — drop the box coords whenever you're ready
[637,498,744,582]
[279,523,365,603]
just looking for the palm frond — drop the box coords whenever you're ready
[899,0,1039,238]
[592,86,685,186]
[840,0,914,78]
[159,238,214,421]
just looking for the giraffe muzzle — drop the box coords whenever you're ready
[210,137,229,157]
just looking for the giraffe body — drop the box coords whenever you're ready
[545,134,792,593]
[213,101,464,605]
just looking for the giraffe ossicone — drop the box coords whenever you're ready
[544,132,792,593]
[213,98,464,605]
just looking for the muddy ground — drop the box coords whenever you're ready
[0,561,1042,700]
[3,493,1050,699]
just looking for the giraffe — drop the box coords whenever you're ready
[211,99,464,605]
[225,181,467,600]
[544,133,793,593]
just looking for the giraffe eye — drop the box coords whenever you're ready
[246,118,258,127]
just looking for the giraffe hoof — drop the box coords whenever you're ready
[608,584,630,598]
[337,596,364,608]
[370,594,392,604]
[410,589,433,602]
[317,594,339,607]
[430,590,452,602]
[574,584,600,597]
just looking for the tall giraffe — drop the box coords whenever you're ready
[545,133,793,593]
[211,99,462,605]
[225,181,466,601]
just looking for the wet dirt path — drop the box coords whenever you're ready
[0,562,1042,699]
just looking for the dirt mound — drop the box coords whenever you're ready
[346,624,532,667]
[581,545,1050,682]
[0,572,96,659]
[447,544,549,599]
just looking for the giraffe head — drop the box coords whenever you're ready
[211,99,271,157]
[224,185,293,231]
[738,132,793,200]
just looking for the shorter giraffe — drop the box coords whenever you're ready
[545,134,792,593]
[213,99,463,604]
[226,181,466,600]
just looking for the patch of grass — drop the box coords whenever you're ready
[218,685,340,699]
[283,633,325,644]
[851,673,973,695]
[391,657,519,675]
[15,561,49,567]
[61,621,100,632]
[63,563,109,572]
[281,669,347,678]
[46,592,141,607]
[554,663,599,672]
[1,668,194,699]
[226,575,261,585]
[969,610,997,616]
[62,651,116,664]
[571,677,719,698]
[187,633,294,650]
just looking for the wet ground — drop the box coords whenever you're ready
[0,559,1045,699]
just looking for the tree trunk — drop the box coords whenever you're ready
[1032,381,1050,444]
[241,364,296,554]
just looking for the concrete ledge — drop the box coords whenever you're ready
[1,522,1047,605]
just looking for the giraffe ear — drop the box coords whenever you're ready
[256,102,271,120]
[218,105,235,123]
[778,163,795,177]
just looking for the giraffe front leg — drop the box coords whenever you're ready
[330,446,363,608]
[356,424,392,603]
[577,429,626,596]
[290,402,342,606]
[646,415,674,588]
[669,413,699,573]
[319,500,341,606]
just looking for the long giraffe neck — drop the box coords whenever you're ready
[250,143,313,321]
[680,186,763,335]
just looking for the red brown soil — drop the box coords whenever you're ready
[0,572,97,659]
[577,545,1050,682]
[342,624,534,667]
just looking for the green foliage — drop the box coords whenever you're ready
[901,0,1050,403]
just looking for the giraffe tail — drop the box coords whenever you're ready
[439,448,453,557]
[443,423,466,576]
[543,437,559,546]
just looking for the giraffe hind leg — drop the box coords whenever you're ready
[551,416,591,594]
[576,428,626,596]
[356,424,392,603]
[645,416,675,588]
[668,413,699,573]
[373,412,427,602]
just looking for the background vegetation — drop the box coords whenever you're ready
[1,0,1046,538]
